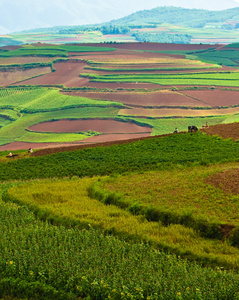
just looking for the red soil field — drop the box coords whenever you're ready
[0,67,51,86]
[16,60,89,87]
[206,168,239,195]
[78,42,221,51]
[202,122,239,141]
[182,89,239,107]
[63,90,206,107]
[28,119,152,134]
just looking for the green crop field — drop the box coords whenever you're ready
[0,131,239,299]
[85,71,239,87]
[0,43,239,300]
[0,44,116,58]
[0,87,123,145]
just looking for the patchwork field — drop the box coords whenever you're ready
[0,42,238,150]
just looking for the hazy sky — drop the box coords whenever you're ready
[1,0,239,34]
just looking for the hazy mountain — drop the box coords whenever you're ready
[0,0,239,34]
[109,6,239,27]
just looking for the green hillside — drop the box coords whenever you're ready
[110,6,239,27]
[1,132,239,299]
[2,6,239,45]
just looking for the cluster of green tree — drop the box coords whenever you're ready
[100,25,130,35]
[59,25,131,35]
[132,32,192,44]
[58,26,98,34]
[109,6,239,28]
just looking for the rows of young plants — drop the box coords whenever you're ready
[0,88,123,113]
[84,71,239,87]
[0,132,238,181]
[1,194,239,300]
[4,175,239,268]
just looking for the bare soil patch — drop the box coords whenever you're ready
[17,60,89,87]
[0,67,51,86]
[63,90,205,107]
[182,89,239,107]
[80,43,219,51]
[202,122,239,141]
[83,81,162,90]
[28,119,152,134]
[206,168,239,195]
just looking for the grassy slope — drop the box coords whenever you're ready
[4,174,239,270]
[1,191,239,299]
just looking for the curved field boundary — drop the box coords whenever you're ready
[28,118,152,134]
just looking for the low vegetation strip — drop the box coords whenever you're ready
[0,88,123,113]
[0,133,238,181]
[1,198,239,299]
[85,71,239,87]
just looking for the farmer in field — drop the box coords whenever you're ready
[28,148,33,153]
[173,128,179,133]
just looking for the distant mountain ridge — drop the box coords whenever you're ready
[0,0,239,34]
[109,6,239,27]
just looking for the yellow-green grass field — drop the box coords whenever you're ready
[4,172,239,270]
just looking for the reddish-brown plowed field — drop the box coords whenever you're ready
[0,67,51,86]
[206,168,239,195]
[0,57,55,65]
[79,42,221,51]
[81,81,162,89]
[202,122,239,141]
[28,119,152,134]
[63,90,205,107]
[182,89,239,107]
[78,49,186,60]
[16,60,89,87]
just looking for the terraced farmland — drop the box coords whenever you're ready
[1,42,239,300]
[0,42,238,150]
